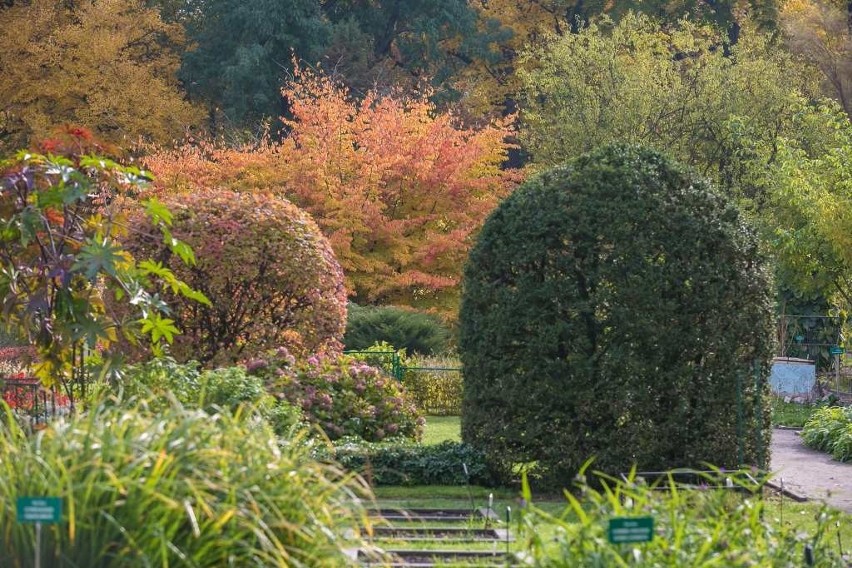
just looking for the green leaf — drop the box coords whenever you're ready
[143,197,173,227]
[139,314,180,344]
[73,239,129,279]
[174,281,212,306]
[170,239,196,266]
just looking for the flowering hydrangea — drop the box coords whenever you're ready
[250,347,423,442]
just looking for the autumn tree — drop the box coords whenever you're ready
[146,68,519,317]
[121,189,348,366]
[0,0,202,152]
[518,12,819,207]
[759,102,852,309]
[457,1,779,119]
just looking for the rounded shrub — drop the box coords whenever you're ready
[252,348,424,443]
[0,400,370,567]
[344,303,452,356]
[459,145,775,486]
[121,189,347,365]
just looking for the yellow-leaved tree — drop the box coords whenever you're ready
[0,0,203,152]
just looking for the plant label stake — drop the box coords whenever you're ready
[17,497,62,568]
[462,463,475,513]
[608,517,654,544]
[506,506,511,557]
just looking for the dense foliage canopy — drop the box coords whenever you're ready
[459,145,775,486]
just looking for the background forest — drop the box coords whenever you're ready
[2,0,852,320]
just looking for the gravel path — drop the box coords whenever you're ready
[771,428,852,513]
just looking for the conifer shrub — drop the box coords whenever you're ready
[459,145,775,487]
[344,303,452,356]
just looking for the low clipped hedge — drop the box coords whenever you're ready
[801,405,852,462]
[0,400,370,567]
[317,439,494,486]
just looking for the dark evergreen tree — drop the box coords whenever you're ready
[344,303,452,356]
[459,145,775,487]
[179,0,330,127]
[322,0,508,100]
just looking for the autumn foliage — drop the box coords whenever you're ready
[121,189,347,366]
[146,67,520,316]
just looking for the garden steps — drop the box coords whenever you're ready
[358,507,517,567]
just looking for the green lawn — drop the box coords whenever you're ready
[422,415,461,445]
[771,397,817,427]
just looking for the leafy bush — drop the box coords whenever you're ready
[460,145,776,486]
[319,439,492,486]
[121,189,347,366]
[802,405,852,462]
[516,469,846,566]
[252,348,424,443]
[402,355,463,416]
[344,303,452,355]
[0,400,371,567]
[109,356,202,405]
[102,357,302,436]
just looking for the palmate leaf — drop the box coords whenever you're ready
[143,197,173,227]
[73,239,132,279]
[139,313,180,344]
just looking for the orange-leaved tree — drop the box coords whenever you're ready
[146,67,521,317]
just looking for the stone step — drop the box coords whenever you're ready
[358,548,515,567]
[369,526,513,542]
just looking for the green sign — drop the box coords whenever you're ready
[17,497,62,524]
[608,516,654,544]
[830,346,844,355]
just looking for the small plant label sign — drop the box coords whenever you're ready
[16,497,62,524]
[608,516,654,544]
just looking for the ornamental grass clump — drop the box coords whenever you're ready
[0,399,370,567]
[517,468,847,566]
[802,405,852,462]
[252,348,424,443]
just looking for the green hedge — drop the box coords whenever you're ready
[318,439,493,486]
[344,303,452,356]
[460,145,775,486]
[402,356,462,416]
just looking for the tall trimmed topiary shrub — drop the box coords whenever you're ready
[459,145,775,487]
[121,189,347,366]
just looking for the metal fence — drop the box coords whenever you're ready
[1,377,71,428]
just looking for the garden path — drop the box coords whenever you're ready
[771,428,852,513]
